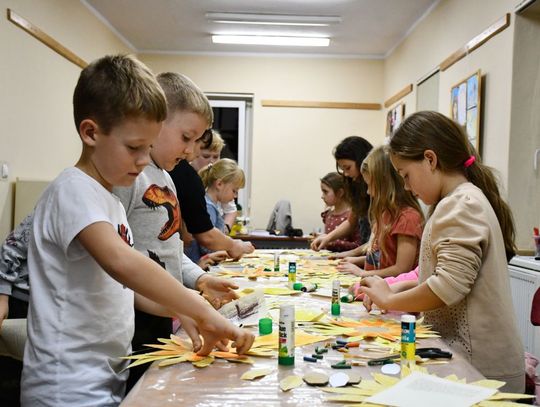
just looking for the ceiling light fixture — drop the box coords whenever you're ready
[206,12,341,27]
[211,35,330,47]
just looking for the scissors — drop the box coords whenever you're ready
[367,347,453,366]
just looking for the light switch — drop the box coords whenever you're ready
[1,163,8,179]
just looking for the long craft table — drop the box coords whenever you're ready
[121,250,485,406]
[234,230,312,249]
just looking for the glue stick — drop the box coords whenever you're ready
[288,259,297,289]
[301,283,318,293]
[400,314,416,375]
[331,280,341,316]
[278,304,295,366]
[274,252,280,271]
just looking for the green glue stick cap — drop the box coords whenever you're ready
[293,282,303,291]
[258,317,273,335]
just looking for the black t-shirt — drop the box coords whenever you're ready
[169,160,214,234]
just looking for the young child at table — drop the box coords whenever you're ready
[21,55,254,407]
[311,136,373,252]
[319,172,361,252]
[359,111,525,392]
[338,146,423,279]
[113,71,242,391]
[189,159,245,262]
[191,130,237,231]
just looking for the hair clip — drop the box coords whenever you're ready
[464,155,476,168]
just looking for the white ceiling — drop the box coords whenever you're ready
[83,0,439,58]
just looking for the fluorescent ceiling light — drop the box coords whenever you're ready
[212,35,330,47]
[206,12,341,27]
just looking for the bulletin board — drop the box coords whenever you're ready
[450,70,482,152]
[385,102,405,138]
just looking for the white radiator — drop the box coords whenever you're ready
[508,264,540,357]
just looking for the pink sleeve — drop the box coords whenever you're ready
[384,266,419,285]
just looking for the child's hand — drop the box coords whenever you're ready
[177,314,203,352]
[241,241,255,254]
[359,276,392,310]
[310,234,329,251]
[196,274,239,309]
[227,239,253,260]
[199,251,228,270]
[328,252,347,260]
[0,295,9,331]
[337,262,364,276]
[195,310,255,356]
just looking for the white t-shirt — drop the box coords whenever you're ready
[22,168,135,407]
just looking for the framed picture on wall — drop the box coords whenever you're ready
[450,70,481,152]
[385,102,405,138]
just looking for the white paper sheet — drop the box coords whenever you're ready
[366,372,496,407]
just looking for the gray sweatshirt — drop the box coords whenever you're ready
[113,161,204,289]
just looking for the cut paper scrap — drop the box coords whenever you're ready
[253,329,330,349]
[192,356,215,368]
[324,317,439,342]
[122,334,270,369]
[216,266,283,279]
[279,375,303,392]
[318,371,531,407]
[263,287,301,296]
[268,307,326,323]
[241,367,273,381]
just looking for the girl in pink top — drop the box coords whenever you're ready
[319,172,361,252]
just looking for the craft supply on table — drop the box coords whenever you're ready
[331,360,352,369]
[278,304,295,366]
[258,317,273,335]
[341,293,354,303]
[303,355,317,363]
[303,371,329,386]
[274,251,281,271]
[331,280,341,316]
[292,282,303,291]
[329,372,349,387]
[400,314,416,376]
[301,283,318,292]
[287,258,297,289]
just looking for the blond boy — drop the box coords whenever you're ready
[21,55,253,407]
[113,72,241,389]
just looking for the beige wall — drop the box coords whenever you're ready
[508,5,540,249]
[140,54,385,232]
[0,0,130,238]
[1,0,532,249]
[384,0,534,247]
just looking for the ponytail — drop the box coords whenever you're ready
[198,158,245,190]
[465,156,516,260]
[198,163,214,188]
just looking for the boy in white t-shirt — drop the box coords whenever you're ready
[21,55,254,407]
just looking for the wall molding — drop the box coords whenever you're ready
[7,8,87,68]
[261,100,381,110]
[383,84,413,108]
[439,13,510,72]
